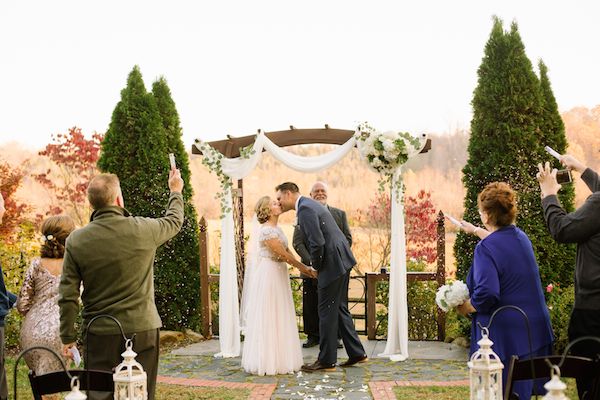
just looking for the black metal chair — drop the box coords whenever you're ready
[16,315,129,399]
[28,368,114,400]
[504,354,600,399]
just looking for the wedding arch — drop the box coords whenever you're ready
[192,126,431,361]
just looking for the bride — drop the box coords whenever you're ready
[240,196,317,375]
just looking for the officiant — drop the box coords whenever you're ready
[293,181,352,349]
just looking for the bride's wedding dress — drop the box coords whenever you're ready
[240,224,303,375]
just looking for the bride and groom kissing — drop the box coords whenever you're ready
[240,181,367,376]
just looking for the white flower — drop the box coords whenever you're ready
[436,280,469,312]
[383,130,397,140]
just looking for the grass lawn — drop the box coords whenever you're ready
[393,380,579,399]
[6,357,250,400]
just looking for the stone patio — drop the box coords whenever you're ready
[158,338,469,399]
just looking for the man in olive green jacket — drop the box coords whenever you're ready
[59,169,184,400]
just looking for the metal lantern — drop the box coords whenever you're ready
[543,365,569,400]
[65,376,87,400]
[468,327,504,400]
[113,339,147,400]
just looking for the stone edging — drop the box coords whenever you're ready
[369,380,470,400]
[157,375,276,399]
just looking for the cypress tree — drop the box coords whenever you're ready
[454,18,574,289]
[152,77,201,330]
[98,66,195,330]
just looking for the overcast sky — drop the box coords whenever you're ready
[1,1,599,150]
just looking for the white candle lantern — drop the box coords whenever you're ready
[542,365,569,400]
[113,339,147,400]
[65,376,87,400]
[468,327,504,400]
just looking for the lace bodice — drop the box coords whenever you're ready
[258,225,287,260]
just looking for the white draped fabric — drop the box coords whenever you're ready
[197,130,425,361]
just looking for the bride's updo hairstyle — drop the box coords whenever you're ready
[477,182,517,227]
[255,196,272,224]
[40,215,76,259]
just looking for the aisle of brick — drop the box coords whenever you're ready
[158,339,469,399]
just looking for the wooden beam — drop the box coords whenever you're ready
[192,128,431,158]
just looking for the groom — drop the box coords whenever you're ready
[276,182,367,371]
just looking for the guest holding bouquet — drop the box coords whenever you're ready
[456,182,553,399]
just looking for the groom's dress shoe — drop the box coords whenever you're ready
[301,360,336,372]
[302,337,319,348]
[339,355,368,367]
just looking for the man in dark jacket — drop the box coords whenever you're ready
[0,193,17,400]
[537,155,600,399]
[293,182,352,349]
[277,182,366,372]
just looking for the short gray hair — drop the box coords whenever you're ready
[87,174,121,210]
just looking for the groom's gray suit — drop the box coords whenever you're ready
[296,196,366,364]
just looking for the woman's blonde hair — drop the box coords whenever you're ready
[254,196,272,224]
[40,215,76,259]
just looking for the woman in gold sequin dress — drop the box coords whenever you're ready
[17,215,75,375]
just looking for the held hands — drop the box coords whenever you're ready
[536,162,561,199]
[168,168,184,193]
[302,265,318,279]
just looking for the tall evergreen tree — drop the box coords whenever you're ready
[538,60,575,212]
[98,66,197,330]
[152,77,201,330]
[454,18,575,289]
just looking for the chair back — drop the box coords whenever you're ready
[504,355,600,399]
[28,369,114,400]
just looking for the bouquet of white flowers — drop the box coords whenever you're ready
[354,122,426,195]
[355,122,423,176]
[435,280,470,312]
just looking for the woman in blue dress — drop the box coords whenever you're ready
[456,182,553,399]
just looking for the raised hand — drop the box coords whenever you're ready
[560,154,586,173]
[169,168,184,193]
[537,162,560,198]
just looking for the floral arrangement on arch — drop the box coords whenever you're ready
[195,139,256,216]
[355,121,425,194]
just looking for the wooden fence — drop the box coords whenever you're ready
[197,211,447,340]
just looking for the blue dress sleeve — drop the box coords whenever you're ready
[470,243,500,313]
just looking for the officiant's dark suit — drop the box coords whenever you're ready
[294,196,366,367]
[293,187,352,348]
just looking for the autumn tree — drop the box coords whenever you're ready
[405,190,437,264]
[354,190,438,271]
[35,127,103,225]
[0,162,28,241]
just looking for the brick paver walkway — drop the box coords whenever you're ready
[157,339,470,399]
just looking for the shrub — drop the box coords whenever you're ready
[545,284,574,354]
[375,260,439,340]
[98,66,201,330]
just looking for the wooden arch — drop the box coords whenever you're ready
[192,126,432,157]
[192,126,432,307]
